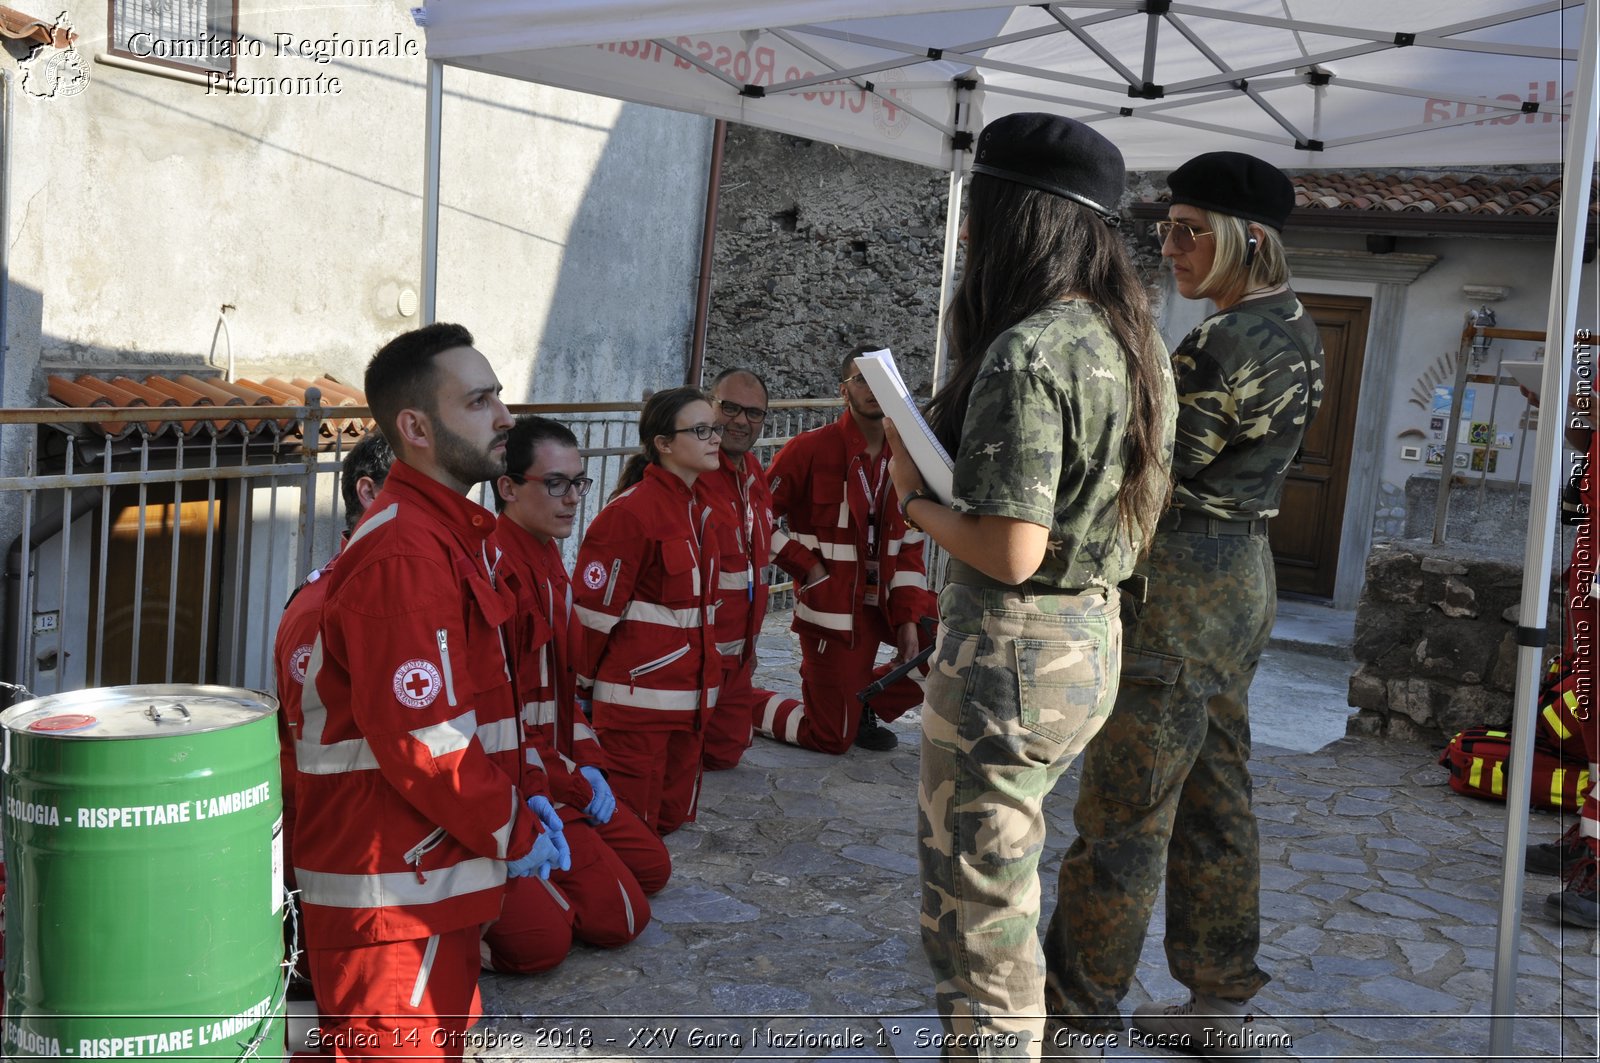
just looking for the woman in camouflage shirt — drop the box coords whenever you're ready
[887,113,1174,1060]
[1047,152,1323,1059]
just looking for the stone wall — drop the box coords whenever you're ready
[1400,474,1535,559]
[704,126,1169,400]
[1347,540,1561,741]
[704,126,952,399]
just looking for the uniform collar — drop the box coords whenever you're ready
[496,513,563,576]
[643,461,697,499]
[835,409,889,461]
[382,459,498,544]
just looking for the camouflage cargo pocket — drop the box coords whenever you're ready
[1082,647,1189,809]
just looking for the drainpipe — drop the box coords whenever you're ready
[1,69,12,668]
[686,119,727,386]
[1,68,11,397]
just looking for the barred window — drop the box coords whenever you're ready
[108,0,239,76]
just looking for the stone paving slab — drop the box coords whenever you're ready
[438,610,1600,1062]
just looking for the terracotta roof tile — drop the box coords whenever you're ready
[1278,171,1596,219]
[42,371,371,444]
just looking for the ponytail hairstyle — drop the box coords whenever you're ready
[612,385,711,499]
[923,173,1172,552]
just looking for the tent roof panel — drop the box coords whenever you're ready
[425,1,1582,169]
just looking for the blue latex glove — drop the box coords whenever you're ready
[579,765,616,825]
[510,795,570,879]
[507,829,565,880]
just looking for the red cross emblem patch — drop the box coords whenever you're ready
[582,560,609,590]
[289,644,313,685]
[393,659,443,709]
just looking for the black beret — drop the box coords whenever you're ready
[970,112,1126,224]
[1167,151,1294,231]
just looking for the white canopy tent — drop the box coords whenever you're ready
[421,2,1596,1055]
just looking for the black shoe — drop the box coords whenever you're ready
[854,706,898,751]
[1527,824,1588,876]
[1545,854,1599,928]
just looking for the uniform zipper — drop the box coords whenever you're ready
[435,629,458,707]
[629,644,689,691]
[404,826,448,883]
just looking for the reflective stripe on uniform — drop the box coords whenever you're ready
[476,717,520,756]
[539,876,571,912]
[622,602,704,628]
[592,681,716,712]
[619,878,635,937]
[795,600,853,632]
[347,502,399,547]
[410,711,477,759]
[719,571,750,591]
[717,639,746,657]
[890,569,929,591]
[298,709,479,776]
[789,533,861,561]
[492,790,516,859]
[522,698,558,728]
[525,745,546,774]
[297,856,503,909]
[576,605,621,635]
[410,934,439,1008]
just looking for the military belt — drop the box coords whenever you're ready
[1163,509,1268,537]
[945,559,1103,598]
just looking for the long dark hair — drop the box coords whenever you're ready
[924,174,1170,550]
[612,386,710,499]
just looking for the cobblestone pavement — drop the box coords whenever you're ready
[456,610,1598,1063]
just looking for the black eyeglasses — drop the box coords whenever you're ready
[1154,219,1215,252]
[715,399,768,423]
[667,423,726,441]
[508,473,594,497]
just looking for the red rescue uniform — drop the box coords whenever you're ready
[699,449,816,768]
[573,463,721,833]
[764,412,938,753]
[491,515,671,960]
[296,461,556,1059]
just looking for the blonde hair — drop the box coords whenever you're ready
[1194,210,1290,304]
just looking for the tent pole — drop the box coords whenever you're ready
[933,166,963,395]
[1489,1,1598,1056]
[421,59,444,325]
[933,77,977,395]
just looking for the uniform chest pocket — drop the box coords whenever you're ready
[657,538,702,603]
[810,477,844,503]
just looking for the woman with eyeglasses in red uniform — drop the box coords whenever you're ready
[571,387,726,834]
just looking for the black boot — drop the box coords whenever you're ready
[854,705,898,751]
[1527,822,1589,876]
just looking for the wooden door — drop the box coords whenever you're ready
[88,487,227,685]
[1270,293,1370,598]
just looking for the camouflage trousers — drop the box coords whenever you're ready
[1043,529,1275,1038]
[918,581,1121,1061]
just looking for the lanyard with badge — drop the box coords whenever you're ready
[737,470,757,602]
[856,456,888,607]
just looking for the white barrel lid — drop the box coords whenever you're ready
[0,684,278,740]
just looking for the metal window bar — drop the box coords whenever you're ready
[0,397,849,699]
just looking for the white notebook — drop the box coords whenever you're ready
[853,349,955,504]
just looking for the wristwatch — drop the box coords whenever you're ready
[899,487,934,531]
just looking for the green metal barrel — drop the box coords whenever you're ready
[1,685,285,1060]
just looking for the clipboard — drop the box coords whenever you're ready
[1501,360,1546,397]
[853,349,954,504]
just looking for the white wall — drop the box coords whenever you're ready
[5,0,712,402]
[1295,233,1599,493]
